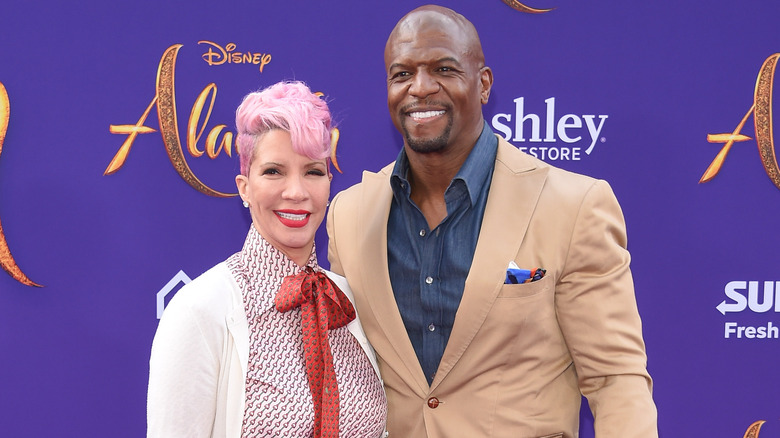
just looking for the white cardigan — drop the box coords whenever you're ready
[147,262,382,438]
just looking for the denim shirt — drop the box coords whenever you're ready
[387,122,497,384]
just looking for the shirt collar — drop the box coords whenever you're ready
[390,121,497,205]
[239,225,319,275]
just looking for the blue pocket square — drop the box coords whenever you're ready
[505,261,546,284]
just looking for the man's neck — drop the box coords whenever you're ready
[404,142,472,229]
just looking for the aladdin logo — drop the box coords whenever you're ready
[199,41,272,73]
[700,53,779,191]
[490,97,608,161]
[106,44,342,197]
[717,280,779,339]
[0,81,42,287]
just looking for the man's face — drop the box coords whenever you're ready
[385,15,489,154]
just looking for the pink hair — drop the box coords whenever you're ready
[235,81,333,175]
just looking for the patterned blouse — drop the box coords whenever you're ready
[226,227,387,437]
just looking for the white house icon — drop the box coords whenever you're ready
[156,270,192,319]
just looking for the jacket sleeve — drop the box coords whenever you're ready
[554,179,658,437]
[326,190,346,276]
[147,287,221,437]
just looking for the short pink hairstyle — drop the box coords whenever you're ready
[235,81,333,176]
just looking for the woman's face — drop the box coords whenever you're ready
[236,129,331,265]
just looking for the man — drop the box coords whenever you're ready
[327,5,657,437]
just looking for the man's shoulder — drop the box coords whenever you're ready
[496,136,600,189]
[332,161,395,203]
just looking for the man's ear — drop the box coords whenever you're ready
[480,66,494,104]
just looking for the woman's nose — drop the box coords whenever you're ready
[282,174,308,201]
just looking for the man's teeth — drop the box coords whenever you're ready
[410,110,445,119]
[277,212,307,221]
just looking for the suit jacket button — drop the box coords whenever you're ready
[427,397,440,409]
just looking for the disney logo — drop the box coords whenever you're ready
[198,41,272,73]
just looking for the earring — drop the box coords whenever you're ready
[242,200,249,208]
[326,200,330,207]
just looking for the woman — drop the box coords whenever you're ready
[147,81,387,437]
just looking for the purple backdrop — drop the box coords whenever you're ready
[1,1,778,436]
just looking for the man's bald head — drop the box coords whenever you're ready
[385,5,486,67]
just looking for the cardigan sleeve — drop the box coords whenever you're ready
[147,281,223,438]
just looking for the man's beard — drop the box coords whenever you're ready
[401,114,453,154]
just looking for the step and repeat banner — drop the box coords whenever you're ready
[1,0,778,436]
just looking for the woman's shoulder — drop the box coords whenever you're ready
[162,262,240,319]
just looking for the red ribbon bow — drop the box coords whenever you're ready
[275,268,356,438]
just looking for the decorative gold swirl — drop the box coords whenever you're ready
[501,0,554,13]
[0,82,42,287]
[743,420,765,438]
[156,44,235,197]
[753,54,779,189]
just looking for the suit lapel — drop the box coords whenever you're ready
[358,167,430,395]
[431,138,549,390]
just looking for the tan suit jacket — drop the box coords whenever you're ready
[327,137,657,437]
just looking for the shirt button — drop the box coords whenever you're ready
[419,229,426,237]
[427,397,440,409]
[427,323,436,332]
[425,276,433,284]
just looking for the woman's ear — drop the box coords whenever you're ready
[235,174,249,202]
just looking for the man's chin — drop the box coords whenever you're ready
[401,118,452,154]
[406,136,449,154]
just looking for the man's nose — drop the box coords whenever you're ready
[409,72,440,98]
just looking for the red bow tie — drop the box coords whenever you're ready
[275,268,356,438]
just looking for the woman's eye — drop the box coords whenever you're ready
[262,168,280,175]
[307,169,326,176]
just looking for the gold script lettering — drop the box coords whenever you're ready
[0,82,42,287]
[206,126,233,159]
[199,41,230,66]
[187,84,215,158]
[753,54,779,189]
[743,420,765,438]
[187,83,233,159]
[312,92,343,174]
[198,41,272,73]
[106,97,158,175]
[156,45,236,197]
[501,0,555,13]
[700,53,780,190]
[107,44,237,197]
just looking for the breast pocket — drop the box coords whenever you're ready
[496,274,552,299]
